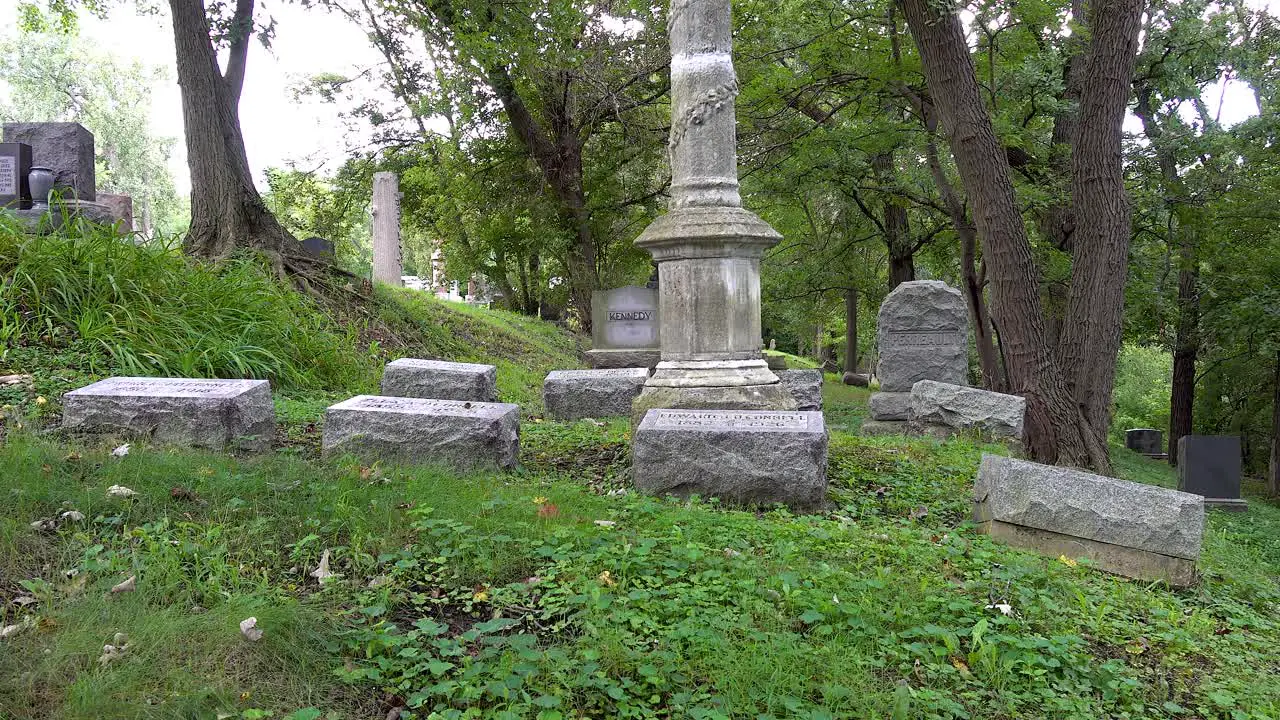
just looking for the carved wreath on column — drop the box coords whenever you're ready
[669,80,739,149]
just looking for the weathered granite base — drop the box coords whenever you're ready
[868,391,911,421]
[381,358,498,402]
[778,369,822,411]
[322,395,519,471]
[1204,498,1249,512]
[909,380,1025,439]
[62,377,274,451]
[13,202,117,234]
[977,519,1197,587]
[632,409,828,510]
[629,383,797,428]
[543,368,649,421]
[859,419,908,436]
[585,348,661,370]
[765,354,788,371]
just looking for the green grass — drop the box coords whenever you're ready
[0,228,584,416]
[2,389,1278,718]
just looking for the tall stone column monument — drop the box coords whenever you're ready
[632,0,795,418]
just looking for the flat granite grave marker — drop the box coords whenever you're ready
[323,395,519,471]
[866,281,969,433]
[1177,435,1246,511]
[777,369,822,411]
[909,380,1025,440]
[975,454,1204,586]
[62,377,274,451]
[380,358,498,402]
[543,368,649,421]
[632,409,828,511]
[586,286,661,369]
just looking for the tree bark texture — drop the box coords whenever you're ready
[169,0,296,262]
[1057,0,1145,452]
[371,172,403,286]
[871,152,916,289]
[844,287,858,374]
[900,0,1107,470]
[1270,350,1280,496]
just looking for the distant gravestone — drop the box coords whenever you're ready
[975,454,1204,586]
[1125,428,1164,456]
[380,358,498,402]
[2,123,96,201]
[97,193,133,232]
[632,409,828,511]
[322,395,519,471]
[865,281,969,433]
[62,377,274,451]
[543,368,649,421]
[1177,435,1246,511]
[302,236,335,258]
[777,369,822,411]
[0,142,32,209]
[586,286,660,369]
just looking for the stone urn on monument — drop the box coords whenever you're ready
[631,0,796,422]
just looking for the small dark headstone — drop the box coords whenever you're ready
[842,372,870,387]
[1125,428,1164,456]
[301,236,335,258]
[1177,435,1246,511]
[0,142,32,209]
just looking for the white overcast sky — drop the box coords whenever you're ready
[0,0,1270,195]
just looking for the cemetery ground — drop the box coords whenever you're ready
[2,238,1280,719]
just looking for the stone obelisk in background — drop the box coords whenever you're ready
[632,0,795,417]
[372,171,403,287]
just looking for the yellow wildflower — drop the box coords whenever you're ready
[1058,555,1079,568]
[533,496,549,505]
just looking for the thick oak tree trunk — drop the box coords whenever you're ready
[1168,249,1199,465]
[900,0,1106,470]
[844,287,858,374]
[169,0,296,263]
[1057,0,1145,452]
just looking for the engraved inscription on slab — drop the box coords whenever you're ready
[390,358,486,371]
[0,156,15,195]
[651,410,809,430]
[81,377,253,398]
[592,286,659,349]
[881,330,964,349]
[342,395,504,415]
[550,369,648,379]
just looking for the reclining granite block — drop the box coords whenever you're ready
[323,395,519,471]
[380,358,497,402]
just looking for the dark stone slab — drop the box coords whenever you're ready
[302,236,335,258]
[3,123,96,201]
[1125,428,1164,455]
[0,142,32,209]
[1177,435,1245,508]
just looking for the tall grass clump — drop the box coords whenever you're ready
[0,224,375,390]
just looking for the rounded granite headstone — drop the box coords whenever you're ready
[876,280,968,392]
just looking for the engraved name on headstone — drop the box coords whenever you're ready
[0,142,32,209]
[591,285,659,349]
[650,410,809,429]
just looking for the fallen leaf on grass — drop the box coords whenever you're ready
[597,571,617,587]
[537,503,560,519]
[909,505,929,520]
[111,444,130,457]
[63,452,81,461]
[985,602,1014,616]
[239,617,263,641]
[12,595,37,607]
[0,622,28,639]
[106,485,137,499]
[1057,555,1079,568]
[170,486,200,501]
[367,575,390,589]
[110,575,136,594]
[310,549,333,583]
[99,635,129,665]
[593,520,616,528]
[950,657,971,676]
[60,510,84,522]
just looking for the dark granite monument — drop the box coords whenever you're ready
[0,142,32,209]
[1125,428,1164,457]
[1177,435,1246,511]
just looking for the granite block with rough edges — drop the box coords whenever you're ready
[974,454,1204,561]
[869,391,912,421]
[322,395,519,471]
[632,409,828,511]
[544,368,649,421]
[909,380,1026,439]
[876,280,968,392]
[380,358,497,402]
[585,348,661,370]
[629,382,797,428]
[62,377,274,451]
[3,122,95,201]
[778,369,822,411]
[980,519,1197,586]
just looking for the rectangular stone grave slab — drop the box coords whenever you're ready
[869,391,911,421]
[633,409,828,511]
[876,281,969,392]
[777,369,822,411]
[585,348,661,370]
[974,454,1203,586]
[1125,428,1164,456]
[544,368,649,421]
[910,380,1025,440]
[591,285,659,349]
[380,358,497,402]
[323,395,519,471]
[62,377,274,451]
[1177,435,1246,511]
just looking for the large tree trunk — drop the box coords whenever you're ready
[1270,350,1280,496]
[899,0,1107,470]
[844,287,858,374]
[871,152,916,288]
[170,0,296,262]
[1056,0,1145,451]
